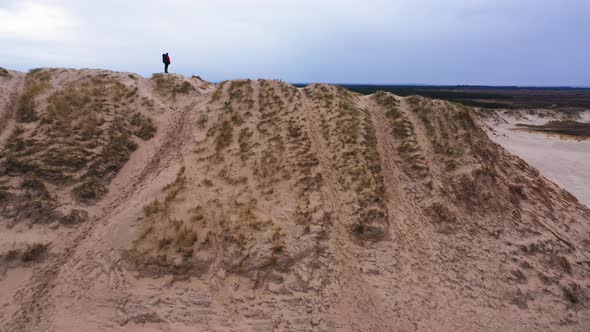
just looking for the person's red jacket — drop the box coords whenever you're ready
[166,54,171,64]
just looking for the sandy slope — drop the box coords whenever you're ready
[0,69,589,331]
[480,109,590,208]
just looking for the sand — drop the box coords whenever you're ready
[481,109,590,207]
[0,69,589,331]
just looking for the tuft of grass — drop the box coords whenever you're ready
[215,121,233,151]
[5,249,19,261]
[152,74,194,98]
[130,112,157,140]
[73,118,138,203]
[60,209,89,225]
[73,178,106,202]
[429,202,455,220]
[238,128,254,161]
[21,176,46,191]
[28,68,43,75]
[177,81,193,94]
[3,153,35,175]
[210,81,226,102]
[0,67,11,78]
[161,166,187,209]
[176,225,198,246]
[197,114,208,129]
[143,200,163,216]
[158,237,172,250]
[21,243,48,262]
[16,76,50,122]
[41,145,89,172]
[125,86,139,99]
[231,113,244,125]
[129,166,201,269]
[352,222,366,236]
[351,218,384,239]
[562,283,584,305]
[21,176,50,199]
[189,206,206,223]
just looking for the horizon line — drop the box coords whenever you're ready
[4,66,590,89]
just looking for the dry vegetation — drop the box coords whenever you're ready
[306,85,387,238]
[374,92,429,176]
[255,80,289,184]
[0,242,49,279]
[409,96,474,157]
[210,81,226,102]
[1,243,48,265]
[401,94,590,312]
[129,112,156,140]
[152,74,195,99]
[0,67,11,79]
[132,80,322,279]
[516,120,590,137]
[0,69,157,225]
[16,69,51,122]
[129,166,205,272]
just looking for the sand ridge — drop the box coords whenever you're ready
[0,69,589,331]
[480,108,590,208]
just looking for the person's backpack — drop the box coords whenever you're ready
[162,53,167,63]
[166,54,171,64]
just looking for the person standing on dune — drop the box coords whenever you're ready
[162,52,171,73]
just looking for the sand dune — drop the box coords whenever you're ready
[0,68,589,331]
[480,109,590,208]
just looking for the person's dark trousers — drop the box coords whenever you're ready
[164,63,169,73]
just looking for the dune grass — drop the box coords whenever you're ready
[16,71,51,123]
[152,74,194,99]
[0,67,11,78]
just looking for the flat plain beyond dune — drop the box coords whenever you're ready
[0,68,590,331]
[481,109,590,208]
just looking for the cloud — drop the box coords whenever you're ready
[0,1,78,42]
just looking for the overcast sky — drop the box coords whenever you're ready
[0,0,589,86]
